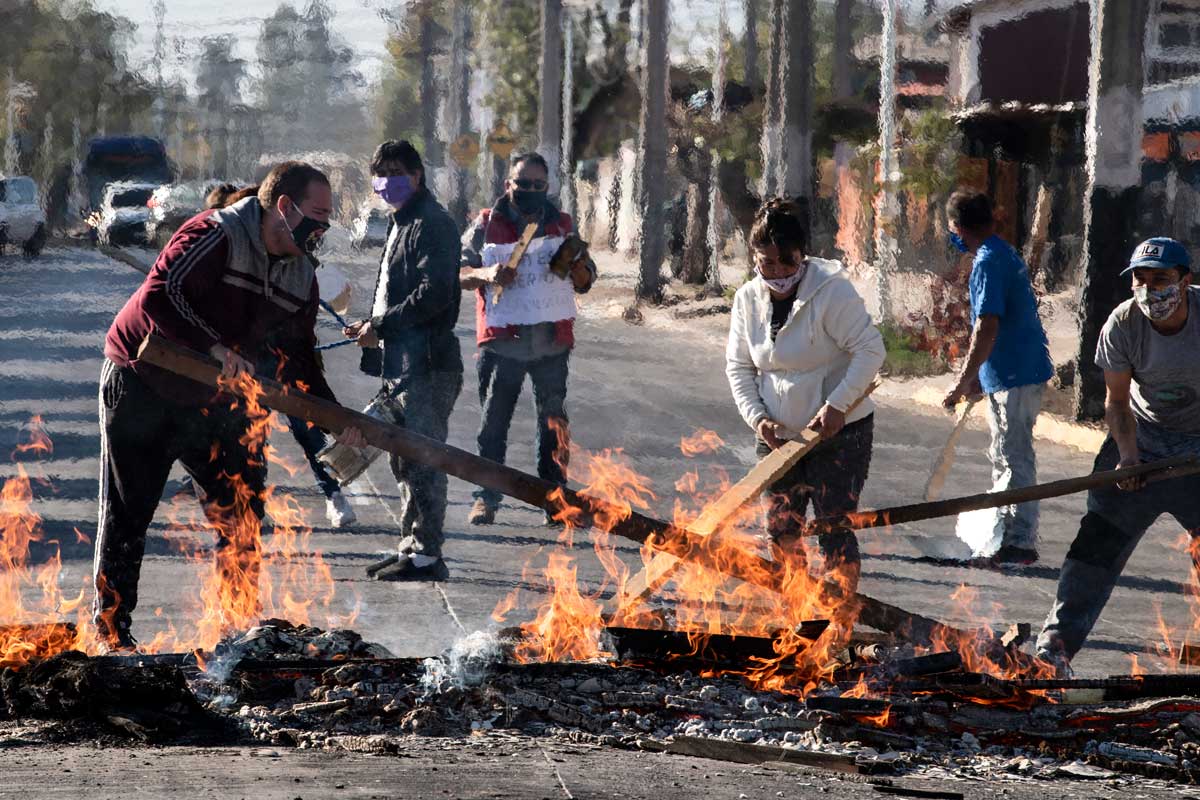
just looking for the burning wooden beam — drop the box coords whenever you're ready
[602,621,830,669]
[136,335,972,647]
[806,455,1200,536]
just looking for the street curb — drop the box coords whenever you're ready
[876,382,1106,454]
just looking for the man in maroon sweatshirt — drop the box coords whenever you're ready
[97,161,360,651]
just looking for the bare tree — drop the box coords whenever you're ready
[538,0,563,192]
[833,0,854,102]
[635,0,669,302]
[779,0,814,206]
[446,0,472,223]
[744,0,761,90]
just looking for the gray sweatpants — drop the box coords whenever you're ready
[377,363,463,559]
[1036,436,1200,662]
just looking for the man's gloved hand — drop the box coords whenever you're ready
[550,233,590,279]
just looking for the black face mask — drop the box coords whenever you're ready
[287,200,330,253]
[512,189,547,216]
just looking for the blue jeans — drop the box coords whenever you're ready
[474,349,570,507]
[959,383,1044,554]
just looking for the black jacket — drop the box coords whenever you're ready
[365,188,463,381]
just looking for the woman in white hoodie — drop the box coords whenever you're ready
[725,199,885,593]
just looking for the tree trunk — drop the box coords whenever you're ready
[760,0,785,197]
[833,0,853,101]
[873,0,899,323]
[635,0,669,302]
[419,12,442,166]
[539,0,563,194]
[744,0,761,91]
[447,0,472,225]
[1075,0,1149,420]
[779,0,814,207]
[561,16,576,219]
[682,156,713,285]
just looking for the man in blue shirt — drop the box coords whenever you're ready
[942,191,1054,566]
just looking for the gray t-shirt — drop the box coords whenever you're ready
[1096,286,1200,456]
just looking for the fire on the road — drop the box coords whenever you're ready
[0,373,356,663]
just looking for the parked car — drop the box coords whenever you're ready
[0,176,47,257]
[96,181,159,246]
[351,205,390,251]
[145,181,213,247]
[84,136,173,213]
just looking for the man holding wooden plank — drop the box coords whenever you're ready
[941,192,1053,566]
[725,198,885,604]
[97,162,362,651]
[1037,238,1200,675]
[459,152,597,527]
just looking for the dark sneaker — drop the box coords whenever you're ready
[468,498,497,525]
[95,625,139,655]
[365,553,400,578]
[374,557,449,582]
[991,545,1038,566]
[964,546,1038,570]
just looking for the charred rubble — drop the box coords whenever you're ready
[2,619,1200,790]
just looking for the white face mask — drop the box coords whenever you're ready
[756,263,805,295]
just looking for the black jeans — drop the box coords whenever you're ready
[474,349,570,507]
[94,360,267,638]
[757,414,874,586]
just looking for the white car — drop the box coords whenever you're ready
[0,176,47,257]
[96,181,159,246]
[351,205,391,251]
[146,182,213,247]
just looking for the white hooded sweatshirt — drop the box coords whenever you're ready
[725,257,885,440]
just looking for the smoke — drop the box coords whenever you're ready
[420,630,504,693]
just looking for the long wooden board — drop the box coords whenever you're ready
[809,454,1200,536]
[137,335,971,646]
[615,382,880,612]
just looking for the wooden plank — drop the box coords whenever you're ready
[1023,184,1055,278]
[615,382,879,612]
[665,735,866,774]
[491,222,539,304]
[922,399,976,502]
[136,336,971,647]
[807,455,1200,537]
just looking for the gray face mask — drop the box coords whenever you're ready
[1134,282,1183,321]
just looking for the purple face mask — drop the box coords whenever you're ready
[373,174,416,208]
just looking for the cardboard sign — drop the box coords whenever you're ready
[481,236,577,327]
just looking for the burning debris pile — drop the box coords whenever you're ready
[7,620,1197,790]
[199,625,1200,786]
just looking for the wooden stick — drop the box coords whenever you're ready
[136,335,970,646]
[922,398,976,502]
[614,382,880,613]
[807,455,1200,537]
[492,222,538,304]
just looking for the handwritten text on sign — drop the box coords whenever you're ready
[481,236,577,327]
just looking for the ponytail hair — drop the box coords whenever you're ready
[749,197,809,265]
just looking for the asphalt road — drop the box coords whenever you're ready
[0,243,1196,679]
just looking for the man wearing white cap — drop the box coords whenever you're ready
[1036,237,1199,675]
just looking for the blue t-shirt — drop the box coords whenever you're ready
[969,235,1053,394]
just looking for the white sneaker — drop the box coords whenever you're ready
[326,491,357,528]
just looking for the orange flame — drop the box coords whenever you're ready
[679,429,724,458]
[493,431,854,694]
[0,392,356,665]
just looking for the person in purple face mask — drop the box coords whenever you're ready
[343,140,464,582]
